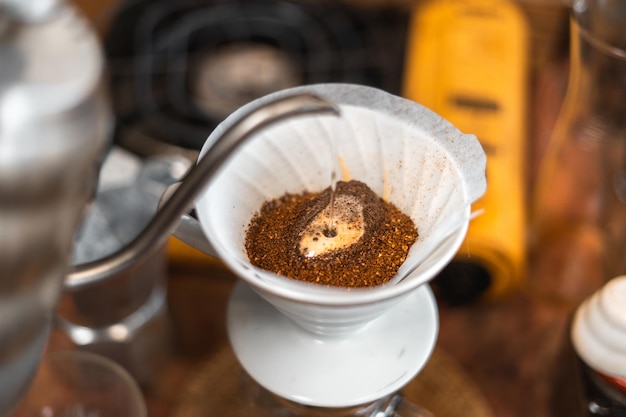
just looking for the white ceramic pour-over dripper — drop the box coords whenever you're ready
[193,84,487,407]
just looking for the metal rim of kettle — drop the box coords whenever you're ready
[65,92,340,291]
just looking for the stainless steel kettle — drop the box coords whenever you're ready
[0,0,110,414]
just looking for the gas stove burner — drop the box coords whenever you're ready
[191,42,301,119]
[104,0,409,152]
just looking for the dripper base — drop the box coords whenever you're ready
[227,282,438,408]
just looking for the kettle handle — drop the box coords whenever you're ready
[66,93,340,290]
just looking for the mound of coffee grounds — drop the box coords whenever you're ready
[244,180,418,288]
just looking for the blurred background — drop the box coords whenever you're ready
[7,0,607,416]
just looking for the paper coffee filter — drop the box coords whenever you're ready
[197,84,486,302]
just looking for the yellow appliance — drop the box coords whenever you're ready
[403,0,529,301]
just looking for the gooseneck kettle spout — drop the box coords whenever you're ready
[66,93,340,291]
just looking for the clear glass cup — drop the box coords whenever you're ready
[242,372,434,417]
[529,0,626,307]
[181,366,434,417]
[10,350,146,417]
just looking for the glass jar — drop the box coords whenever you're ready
[530,0,626,307]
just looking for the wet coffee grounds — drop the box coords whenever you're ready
[244,180,418,288]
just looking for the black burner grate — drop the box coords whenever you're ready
[104,0,410,151]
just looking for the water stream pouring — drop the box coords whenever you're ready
[69,84,486,413]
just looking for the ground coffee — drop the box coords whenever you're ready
[245,180,418,288]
